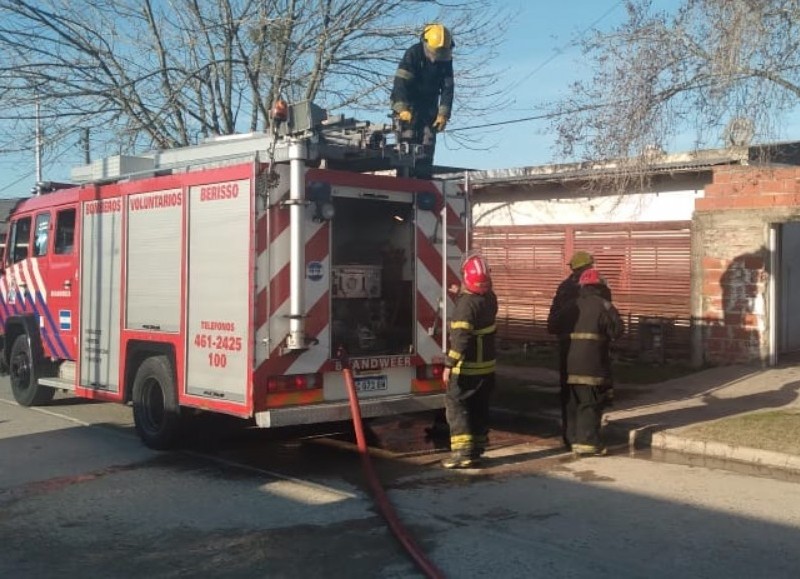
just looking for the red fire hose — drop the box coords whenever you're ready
[342,364,445,579]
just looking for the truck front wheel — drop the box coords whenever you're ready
[132,355,181,450]
[9,334,54,406]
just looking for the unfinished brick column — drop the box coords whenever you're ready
[693,166,800,365]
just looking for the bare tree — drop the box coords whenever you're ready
[547,0,800,189]
[0,0,507,165]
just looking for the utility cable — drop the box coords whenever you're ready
[505,0,625,95]
[445,101,608,133]
[0,133,82,195]
[0,170,35,195]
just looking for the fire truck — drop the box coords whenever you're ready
[0,102,470,449]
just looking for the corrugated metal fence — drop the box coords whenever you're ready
[473,221,692,360]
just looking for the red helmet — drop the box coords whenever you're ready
[579,267,601,286]
[462,255,491,294]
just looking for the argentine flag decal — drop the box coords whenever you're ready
[59,310,72,331]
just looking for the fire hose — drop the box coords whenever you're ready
[341,359,445,579]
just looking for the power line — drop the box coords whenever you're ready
[448,2,625,135]
[0,138,75,195]
[0,170,35,195]
[505,1,625,94]
[446,102,607,133]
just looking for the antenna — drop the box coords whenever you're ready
[35,97,42,183]
[31,95,44,196]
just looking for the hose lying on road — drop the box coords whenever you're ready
[342,365,445,579]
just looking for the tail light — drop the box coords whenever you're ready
[416,364,444,381]
[267,373,323,393]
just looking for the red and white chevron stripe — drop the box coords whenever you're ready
[1,259,48,304]
[253,171,467,380]
[414,182,467,361]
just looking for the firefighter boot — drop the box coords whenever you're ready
[572,443,607,457]
[424,410,450,443]
[441,448,483,469]
[441,454,482,469]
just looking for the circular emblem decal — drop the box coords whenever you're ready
[307,261,324,281]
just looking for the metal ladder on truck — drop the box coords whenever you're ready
[433,171,473,350]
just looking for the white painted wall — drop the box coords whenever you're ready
[474,189,703,226]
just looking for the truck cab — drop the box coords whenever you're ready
[1,191,80,404]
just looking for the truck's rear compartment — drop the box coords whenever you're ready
[330,195,415,357]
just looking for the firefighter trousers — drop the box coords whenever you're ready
[558,342,571,446]
[567,384,604,448]
[445,373,495,458]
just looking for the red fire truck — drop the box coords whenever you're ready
[1,102,470,448]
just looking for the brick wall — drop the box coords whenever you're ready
[694,166,800,365]
[698,166,800,210]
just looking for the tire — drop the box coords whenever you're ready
[9,334,55,406]
[131,355,181,450]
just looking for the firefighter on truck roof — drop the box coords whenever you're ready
[390,23,455,179]
[441,254,498,469]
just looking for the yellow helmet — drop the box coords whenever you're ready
[569,251,594,271]
[422,23,453,61]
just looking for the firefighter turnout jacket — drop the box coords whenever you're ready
[391,42,454,126]
[547,271,612,335]
[446,289,498,376]
[552,285,623,386]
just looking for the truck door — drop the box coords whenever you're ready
[35,207,79,360]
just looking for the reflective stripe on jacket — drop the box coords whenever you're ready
[446,290,498,376]
[551,285,623,386]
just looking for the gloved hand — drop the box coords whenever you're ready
[433,114,447,131]
[398,110,412,122]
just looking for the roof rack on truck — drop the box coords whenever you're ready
[70,101,430,184]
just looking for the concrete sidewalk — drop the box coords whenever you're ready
[495,363,800,473]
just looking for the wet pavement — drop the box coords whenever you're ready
[496,362,800,474]
[5,375,800,578]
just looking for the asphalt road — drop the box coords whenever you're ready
[2,378,800,578]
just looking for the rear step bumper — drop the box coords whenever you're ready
[255,393,445,428]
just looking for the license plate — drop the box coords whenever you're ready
[354,375,388,393]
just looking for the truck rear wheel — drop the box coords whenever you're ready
[132,355,181,450]
[9,334,55,406]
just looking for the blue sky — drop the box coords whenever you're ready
[0,1,638,198]
[5,0,760,197]
[436,0,636,171]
